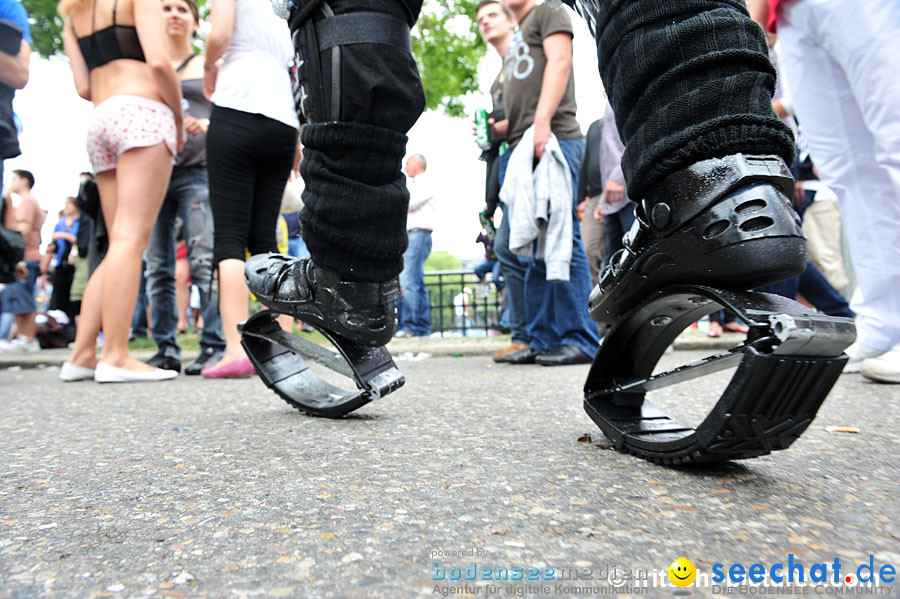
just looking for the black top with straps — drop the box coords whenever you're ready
[74,0,145,72]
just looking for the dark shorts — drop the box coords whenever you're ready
[0,261,40,315]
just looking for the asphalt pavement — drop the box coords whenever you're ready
[1,349,898,599]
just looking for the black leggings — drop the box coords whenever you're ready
[207,105,297,264]
[590,0,794,201]
[297,0,425,282]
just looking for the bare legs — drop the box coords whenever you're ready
[209,258,248,368]
[13,313,35,341]
[66,143,174,371]
[206,259,294,371]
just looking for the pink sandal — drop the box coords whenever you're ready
[722,322,749,334]
[201,356,256,379]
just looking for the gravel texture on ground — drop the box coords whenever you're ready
[1,352,898,598]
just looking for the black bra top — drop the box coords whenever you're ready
[74,0,146,71]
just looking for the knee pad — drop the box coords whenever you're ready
[272,0,414,124]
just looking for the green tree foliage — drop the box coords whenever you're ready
[425,250,461,271]
[24,0,485,117]
[23,0,63,57]
[412,0,486,117]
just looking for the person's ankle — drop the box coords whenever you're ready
[99,353,131,368]
[69,355,97,368]
[218,349,247,364]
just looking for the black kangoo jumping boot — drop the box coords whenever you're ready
[582,154,856,465]
[245,253,400,347]
[590,154,807,323]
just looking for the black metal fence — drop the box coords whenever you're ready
[422,270,504,337]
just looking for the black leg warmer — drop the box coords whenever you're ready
[595,0,794,201]
[300,122,410,283]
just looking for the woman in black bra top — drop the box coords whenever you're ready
[58,0,187,383]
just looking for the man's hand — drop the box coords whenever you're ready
[533,120,550,160]
[490,118,508,141]
[577,198,588,215]
[603,180,625,205]
[471,118,508,144]
[184,116,208,136]
[593,201,604,223]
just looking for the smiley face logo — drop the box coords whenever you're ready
[668,557,696,587]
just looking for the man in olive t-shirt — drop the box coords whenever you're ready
[493,0,600,366]
[501,1,582,153]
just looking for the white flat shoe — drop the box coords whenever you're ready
[94,362,178,383]
[60,362,96,382]
[861,345,900,384]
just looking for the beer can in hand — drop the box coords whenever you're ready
[475,109,492,150]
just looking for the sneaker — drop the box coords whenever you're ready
[245,254,400,347]
[860,344,900,384]
[20,336,41,352]
[0,336,41,353]
[843,341,884,374]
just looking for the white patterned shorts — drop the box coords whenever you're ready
[86,95,177,173]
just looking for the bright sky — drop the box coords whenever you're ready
[6,5,605,262]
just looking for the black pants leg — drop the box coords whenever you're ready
[591,0,794,201]
[207,106,297,265]
[298,0,426,283]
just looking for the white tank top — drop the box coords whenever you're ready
[212,0,300,129]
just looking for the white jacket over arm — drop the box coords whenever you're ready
[499,126,573,282]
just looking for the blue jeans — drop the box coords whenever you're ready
[759,261,854,319]
[474,259,509,330]
[0,261,40,315]
[288,236,310,259]
[131,264,149,337]
[602,204,637,270]
[498,138,601,356]
[473,259,504,292]
[397,228,432,336]
[494,200,531,344]
[145,168,224,357]
[0,311,11,340]
[800,261,854,318]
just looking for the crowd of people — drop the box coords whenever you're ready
[479,0,600,367]
[1,0,301,382]
[472,0,898,382]
[1,0,898,386]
